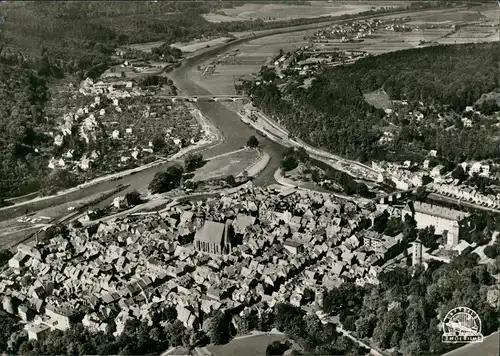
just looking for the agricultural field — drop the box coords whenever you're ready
[204,2,392,23]
[190,4,499,97]
[187,30,316,93]
[442,25,499,44]
[312,21,497,54]
[481,8,500,21]
[192,149,259,182]
[407,10,487,25]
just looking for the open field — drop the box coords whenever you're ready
[206,334,287,356]
[363,89,392,110]
[31,188,118,220]
[314,28,453,53]
[189,5,496,94]
[0,184,122,226]
[214,2,391,22]
[0,188,97,222]
[165,347,190,355]
[408,10,485,25]
[191,64,258,95]
[441,25,499,44]
[481,9,500,21]
[0,226,41,251]
[203,13,247,23]
[193,149,259,182]
[126,41,164,53]
[191,6,500,93]
[187,30,316,93]
[204,1,415,23]
[102,63,166,79]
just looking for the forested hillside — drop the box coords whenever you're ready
[0,0,459,198]
[246,42,500,164]
[0,64,51,198]
[0,1,450,78]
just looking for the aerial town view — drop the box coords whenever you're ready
[0,1,499,355]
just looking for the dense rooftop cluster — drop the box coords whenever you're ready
[1,182,409,341]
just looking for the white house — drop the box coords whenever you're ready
[79,158,91,171]
[462,118,473,127]
[54,135,64,147]
[480,164,490,177]
[470,162,482,176]
[430,165,444,179]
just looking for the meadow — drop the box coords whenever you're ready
[205,2,390,23]
[193,149,259,182]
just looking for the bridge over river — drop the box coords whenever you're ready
[157,95,249,103]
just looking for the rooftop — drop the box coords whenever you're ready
[233,214,256,234]
[284,240,304,248]
[194,220,225,244]
[406,201,470,221]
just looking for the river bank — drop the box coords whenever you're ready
[274,168,371,205]
[242,150,271,178]
[0,104,222,222]
[0,4,472,236]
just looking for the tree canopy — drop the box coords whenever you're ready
[148,164,184,194]
[184,153,205,172]
[247,135,259,148]
[323,251,500,355]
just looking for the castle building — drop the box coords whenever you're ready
[403,201,471,247]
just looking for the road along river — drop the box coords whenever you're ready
[168,68,286,187]
[1,4,477,221]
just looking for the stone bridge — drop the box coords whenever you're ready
[159,95,249,103]
[378,188,417,204]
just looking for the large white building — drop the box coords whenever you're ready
[403,201,471,247]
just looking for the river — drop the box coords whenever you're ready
[3,4,477,217]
